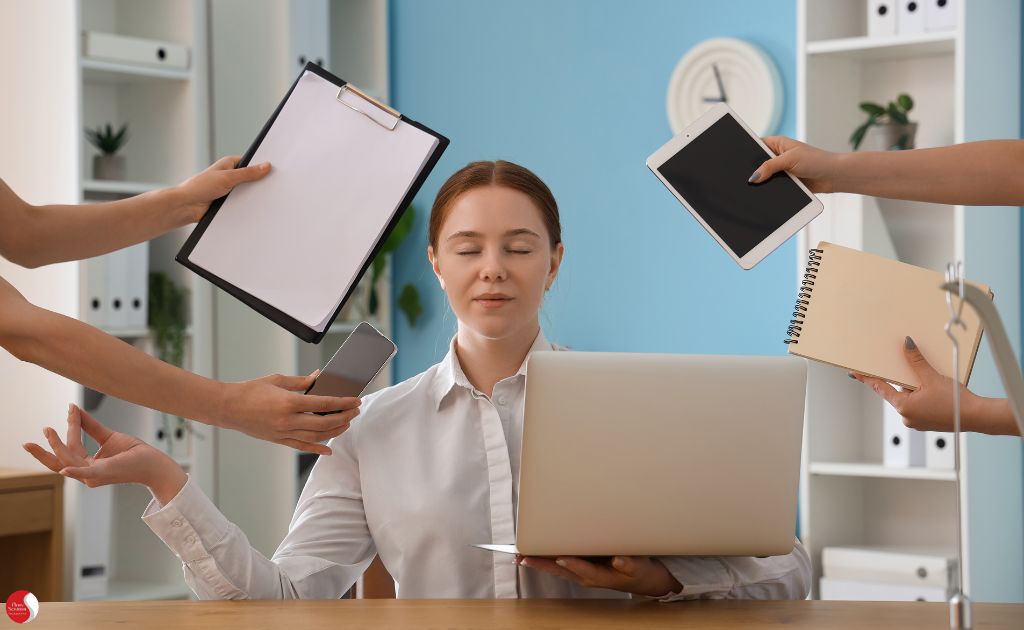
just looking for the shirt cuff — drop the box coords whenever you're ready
[654,556,733,602]
[141,475,232,564]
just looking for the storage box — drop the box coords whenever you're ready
[868,0,897,37]
[822,545,955,588]
[882,400,925,467]
[820,576,948,602]
[83,31,189,70]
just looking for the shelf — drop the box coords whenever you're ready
[809,462,956,481]
[83,179,166,196]
[81,58,191,83]
[103,327,194,340]
[806,31,956,61]
[104,579,191,601]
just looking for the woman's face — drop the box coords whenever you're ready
[429,185,563,341]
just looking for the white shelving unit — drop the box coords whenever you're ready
[208,0,393,566]
[0,0,213,602]
[796,0,1023,603]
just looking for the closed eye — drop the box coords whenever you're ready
[456,250,481,256]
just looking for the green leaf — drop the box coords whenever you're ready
[148,272,188,366]
[887,103,909,125]
[850,120,872,150]
[896,93,914,112]
[380,205,415,256]
[397,283,423,328]
[859,102,886,116]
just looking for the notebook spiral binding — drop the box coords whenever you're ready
[784,248,824,344]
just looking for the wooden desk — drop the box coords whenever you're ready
[0,468,63,601]
[21,599,1024,629]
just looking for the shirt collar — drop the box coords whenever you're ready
[431,329,553,410]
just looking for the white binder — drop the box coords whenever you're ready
[104,248,129,330]
[124,241,149,329]
[868,0,898,37]
[896,0,927,35]
[882,400,925,467]
[80,256,108,328]
[925,430,955,469]
[178,64,448,343]
[925,0,958,32]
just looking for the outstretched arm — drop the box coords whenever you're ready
[0,156,269,268]
[752,138,1024,206]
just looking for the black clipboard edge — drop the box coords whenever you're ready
[176,62,449,344]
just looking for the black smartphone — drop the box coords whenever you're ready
[304,322,397,414]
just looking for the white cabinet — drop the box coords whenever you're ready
[796,0,1022,602]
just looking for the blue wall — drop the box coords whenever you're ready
[389,0,798,380]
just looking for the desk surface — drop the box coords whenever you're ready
[24,599,1024,629]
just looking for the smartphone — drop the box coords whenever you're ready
[305,322,397,413]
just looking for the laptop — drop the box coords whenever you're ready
[475,352,806,557]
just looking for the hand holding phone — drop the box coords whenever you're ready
[305,322,397,414]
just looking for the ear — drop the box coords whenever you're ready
[546,242,564,290]
[427,245,445,291]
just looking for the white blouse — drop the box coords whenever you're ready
[142,332,811,600]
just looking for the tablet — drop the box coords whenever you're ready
[646,103,822,269]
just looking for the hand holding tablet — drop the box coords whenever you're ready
[647,104,822,269]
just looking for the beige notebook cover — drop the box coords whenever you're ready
[786,241,990,389]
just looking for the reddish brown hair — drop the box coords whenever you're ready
[428,160,562,250]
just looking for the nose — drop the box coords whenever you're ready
[479,250,508,283]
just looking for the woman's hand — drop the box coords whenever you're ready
[215,372,362,456]
[23,404,187,504]
[850,336,1017,435]
[517,555,682,597]
[174,155,272,223]
[749,136,841,193]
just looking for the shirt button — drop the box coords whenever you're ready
[186,535,197,545]
[172,519,183,528]
[497,397,507,406]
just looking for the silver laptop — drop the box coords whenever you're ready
[476,352,806,557]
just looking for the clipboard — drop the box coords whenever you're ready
[176,62,449,343]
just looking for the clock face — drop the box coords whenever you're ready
[667,37,783,137]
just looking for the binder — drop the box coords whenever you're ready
[177,63,449,343]
[896,0,927,35]
[868,0,898,37]
[925,430,955,469]
[785,242,990,390]
[104,248,130,330]
[124,241,149,329]
[925,0,957,32]
[80,255,108,328]
[882,400,925,467]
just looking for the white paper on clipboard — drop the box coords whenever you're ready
[188,71,439,331]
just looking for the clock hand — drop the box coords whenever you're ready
[712,62,728,103]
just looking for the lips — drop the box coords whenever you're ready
[474,293,513,309]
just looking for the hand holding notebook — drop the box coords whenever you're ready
[785,242,990,389]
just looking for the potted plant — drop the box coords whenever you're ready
[849,94,916,151]
[341,205,424,328]
[148,271,196,446]
[85,122,130,180]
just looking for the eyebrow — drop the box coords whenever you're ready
[446,228,542,241]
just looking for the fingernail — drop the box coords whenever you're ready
[555,559,567,567]
[67,403,73,415]
[612,557,626,569]
[748,170,761,183]
[905,336,916,350]
[848,372,857,379]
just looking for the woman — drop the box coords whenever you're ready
[751,137,1024,437]
[26,160,811,600]
[1,158,360,454]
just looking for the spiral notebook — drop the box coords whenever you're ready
[785,242,990,389]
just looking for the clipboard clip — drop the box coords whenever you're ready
[337,84,400,131]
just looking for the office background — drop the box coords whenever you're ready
[0,0,1021,605]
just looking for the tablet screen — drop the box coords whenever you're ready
[656,114,812,258]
